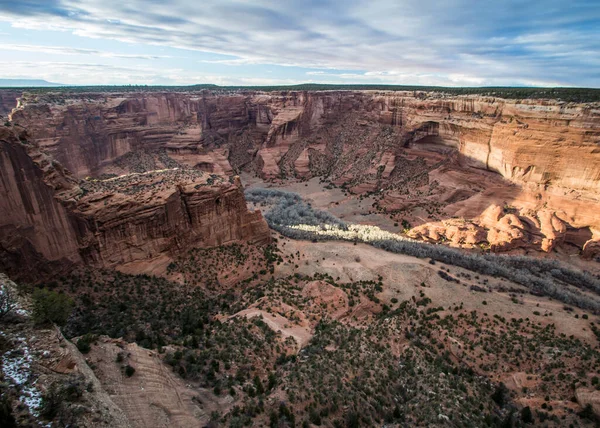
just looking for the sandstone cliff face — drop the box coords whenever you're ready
[12,90,600,192]
[76,174,270,267]
[7,89,600,257]
[10,92,260,178]
[0,126,83,276]
[0,90,19,117]
[0,126,270,278]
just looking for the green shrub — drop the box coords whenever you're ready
[124,365,136,377]
[32,288,74,326]
[40,375,85,419]
[521,406,533,424]
[76,334,96,354]
[578,403,597,421]
[0,397,16,428]
[76,338,91,354]
[491,383,508,407]
[309,407,322,425]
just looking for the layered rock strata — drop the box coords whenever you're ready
[0,126,270,278]
[6,89,600,257]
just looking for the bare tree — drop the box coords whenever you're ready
[0,283,16,320]
[245,187,600,313]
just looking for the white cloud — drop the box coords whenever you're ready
[0,44,167,59]
[0,0,597,86]
[0,61,305,86]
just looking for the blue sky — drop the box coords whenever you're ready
[0,0,598,87]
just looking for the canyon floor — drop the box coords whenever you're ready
[243,172,600,275]
[4,229,600,427]
[3,161,600,427]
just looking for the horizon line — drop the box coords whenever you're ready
[1,82,599,90]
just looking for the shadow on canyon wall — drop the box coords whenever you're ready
[1,89,598,277]
[406,131,595,255]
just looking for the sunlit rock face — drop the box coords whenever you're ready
[12,91,600,190]
[6,89,600,257]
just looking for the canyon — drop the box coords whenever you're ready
[3,89,599,276]
[0,122,269,279]
[2,87,600,427]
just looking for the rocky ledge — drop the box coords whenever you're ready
[0,126,270,279]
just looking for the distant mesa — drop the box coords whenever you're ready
[0,78,66,87]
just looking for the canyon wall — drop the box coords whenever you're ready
[0,126,270,279]
[0,127,84,276]
[0,90,20,117]
[11,90,600,192]
[5,89,600,258]
[75,174,271,268]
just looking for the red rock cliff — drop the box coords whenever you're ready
[11,91,599,191]
[0,126,270,278]
[7,89,600,257]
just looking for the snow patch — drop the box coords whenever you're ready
[2,335,44,416]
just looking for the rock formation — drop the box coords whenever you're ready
[83,336,228,427]
[5,89,600,258]
[11,90,600,187]
[0,90,21,116]
[0,125,270,279]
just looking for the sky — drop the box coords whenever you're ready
[0,0,598,87]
